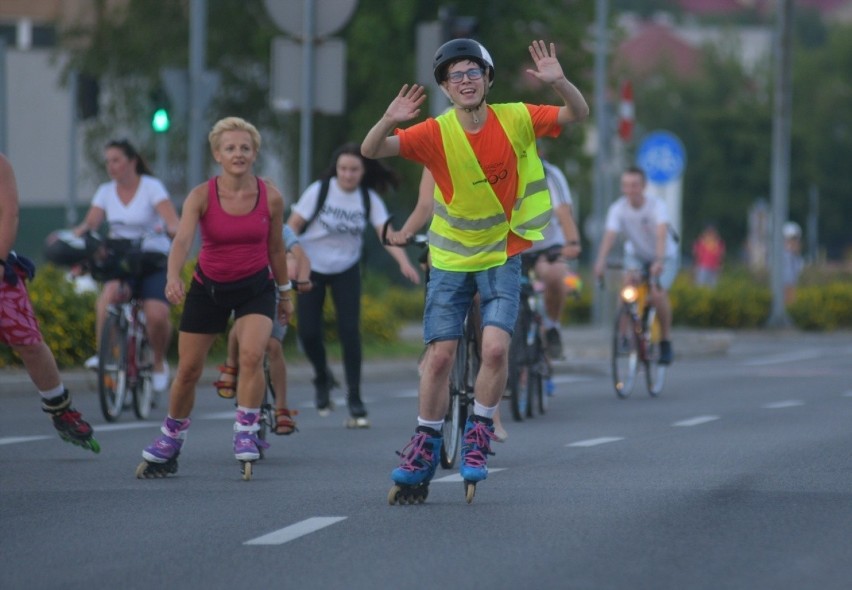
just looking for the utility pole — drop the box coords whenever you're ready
[591,0,610,327]
[187,0,207,189]
[767,0,793,328]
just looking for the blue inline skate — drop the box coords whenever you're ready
[388,426,442,505]
[460,414,497,503]
[135,417,190,478]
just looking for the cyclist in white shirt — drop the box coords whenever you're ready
[594,166,679,364]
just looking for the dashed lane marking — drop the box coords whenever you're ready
[763,400,804,409]
[243,517,347,546]
[434,468,507,483]
[0,435,51,446]
[672,415,720,427]
[566,437,624,448]
[741,351,822,367]
[551,375,594,384]
[843,391,852,398]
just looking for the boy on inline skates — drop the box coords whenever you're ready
[0,153,99,453]
[362,39,588,503]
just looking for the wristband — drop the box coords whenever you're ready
[277,281,293,293]
[566,241,580,246]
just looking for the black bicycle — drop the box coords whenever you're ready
[506,253,552,422]
[381,221,477,469]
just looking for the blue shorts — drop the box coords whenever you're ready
[423,256,521,344]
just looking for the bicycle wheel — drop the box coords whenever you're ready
[532,334,548,415]
[98,309,127,421]
[132,329,155,419]
[507,309,530,422]
[612,305,639,399]
[441,337,465,469]
[644,307,667,397]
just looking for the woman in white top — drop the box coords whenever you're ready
[287,142,419,424]
[75,140,179,392]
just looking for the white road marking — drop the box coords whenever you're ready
[0,435,51,446]
[198,411,235,420]
[395,389,419,398]
[741,351,822,367]
[434,468,506,483]
[673,415,720,427]
[566,437,624,448]
[843,391,852,398]
[243,517,347,546]
[763,400,804,409]
[551,374,594,384]
[95,422,159,432]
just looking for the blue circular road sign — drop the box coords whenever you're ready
[637,131,686,184]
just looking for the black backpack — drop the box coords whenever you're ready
[299,177,371,235]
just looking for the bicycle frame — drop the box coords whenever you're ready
[611,269,666,398]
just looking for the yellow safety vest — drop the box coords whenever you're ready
[428,103,551,272]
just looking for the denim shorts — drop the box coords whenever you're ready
[624,253,680,290]
[423,255,521,343]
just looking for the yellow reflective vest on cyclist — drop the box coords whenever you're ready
[428,103,551,272]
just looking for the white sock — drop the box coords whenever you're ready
[542,316,558,330]
[39,384,65,400]
[417,417,444,431]
[473,401,498,419]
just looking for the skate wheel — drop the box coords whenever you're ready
[242,461,253,481]
[87,438,101,454]
[346,417,370,429]
[388,485,402,505]
[465,481,476,504]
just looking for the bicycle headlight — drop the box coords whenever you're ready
[620,285,638,303]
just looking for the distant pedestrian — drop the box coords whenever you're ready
[782,221,804,305]
[692,224,725,287]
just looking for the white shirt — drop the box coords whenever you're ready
[91,175,171,254]
[530,159,575,252]
[604,193,678,262]
[292,177,390,274]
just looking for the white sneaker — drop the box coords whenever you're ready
[152,361,170,393]
[84,355,99,371]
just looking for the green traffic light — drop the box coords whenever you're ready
[152,108,170,133]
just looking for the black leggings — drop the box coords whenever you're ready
[296,263,361,395]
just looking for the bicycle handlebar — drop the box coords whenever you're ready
[381,215,428,248]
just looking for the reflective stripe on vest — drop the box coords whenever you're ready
[429,103,551,271]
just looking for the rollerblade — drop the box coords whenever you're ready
[135,417,189,478]
[234,410,270,481]
[344,389,369,429]
[460,415,497,504]
[388,427,442,505]
[314,368,337,417]
[41,390,100,453]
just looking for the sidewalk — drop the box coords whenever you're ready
[0,324,734,395]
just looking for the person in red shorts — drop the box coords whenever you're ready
[0,153,99,452]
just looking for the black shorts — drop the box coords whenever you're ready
[179,267,275,334]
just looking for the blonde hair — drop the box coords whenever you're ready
[208,116,261,153]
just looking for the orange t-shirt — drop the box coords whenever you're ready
[396,104,562,257]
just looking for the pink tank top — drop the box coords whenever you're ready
[197,177,271,282]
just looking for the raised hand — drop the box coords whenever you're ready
[385,84,427,124]
[526,40,566,84]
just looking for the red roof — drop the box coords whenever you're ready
[615,22,701,79]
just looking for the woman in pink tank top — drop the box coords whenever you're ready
[136,116,293,478]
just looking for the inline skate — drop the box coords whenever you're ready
[459,414,497,503]
[314,367,338,417]
[388,427,442,505]
[135,416,190,478]
[41,390,100,453]
[234,410,269,481]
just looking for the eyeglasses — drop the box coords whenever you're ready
[447,67,485,84]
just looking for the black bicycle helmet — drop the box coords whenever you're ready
[433,38,494,86]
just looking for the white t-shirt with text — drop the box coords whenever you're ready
[292,177,390,274]
[529,159,575,252]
